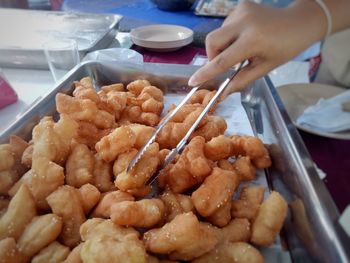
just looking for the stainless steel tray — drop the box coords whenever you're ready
[1,61,349,262]
[0,9,122,69]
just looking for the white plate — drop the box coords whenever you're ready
[130,24,193,52]
[278,83,350,140]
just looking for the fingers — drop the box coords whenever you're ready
[189,37,251,87]
[223,59,274,96]
[206,25,238,61]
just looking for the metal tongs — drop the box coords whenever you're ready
[127,60,247,184]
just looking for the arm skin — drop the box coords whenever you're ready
[188,0,350,94]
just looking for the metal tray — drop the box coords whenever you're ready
[1,61,349,262]
[0,9,122,69]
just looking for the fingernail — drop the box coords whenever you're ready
[188,75,199,87]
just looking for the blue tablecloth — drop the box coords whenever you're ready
[62,0,224,45]
[62,0,294,46]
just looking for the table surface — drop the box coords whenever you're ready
[61,0,293,46]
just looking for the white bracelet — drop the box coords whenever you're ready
[314,0,332,37]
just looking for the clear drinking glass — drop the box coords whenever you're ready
[43,39,80,82]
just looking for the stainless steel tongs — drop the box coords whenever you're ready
[126,60,247,184]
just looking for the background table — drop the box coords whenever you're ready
[61,0,293,46]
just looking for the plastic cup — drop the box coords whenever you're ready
[43,39,80,82]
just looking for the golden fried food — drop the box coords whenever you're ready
[251,191,288,247]
[73,82,100,104]
[92,190,135,218]
[207,199,232,227]
[0,144,15,168]
[9,135,29,175]
[0,237,19,263]
[0,77,288,263]
[120,105,160,127]
[80,218,140,242]
[113,149,138,177]
[191,167,239,217]
[10,157,65,211]
[80,219,147,263]
[97,90,127,119]
[66,143,94,188]
[21,144,33,168]
[160,189,194,222]
[0,144,18,189]
[111,199,165,228]
[92,153,115,192]
[158,149,171,166]
[186,89,217,112]
[128,86,164,115]
[0,198,9,216]
[0,170,17,196]
[128,123,155,149]
[144,212,218,261]
[56,93,115,129]
[232,156,256,181]
[78,184,101,215]
[126,185,152,198]
[17,214,62,262]
[156,107,207,149]
[95,126,136,163]
[191,115,227,142]
[127,79,151,96]
[231,186,265,221]
[204,135,233,161]
[75,77,94,90]
[167,103,206,126]
[46,185,86,248]
[101,83,125,93]
[158,136,212,193]
[32,115,77,165]
[115,143,159,191]
[216,218,251,244]
[0,185,36,240]
[75,121,111,148]
[63,243,83,263]
[231,135,271,169]
[31,241,70,263]
[217,159,234,171]
[192,242,264,263]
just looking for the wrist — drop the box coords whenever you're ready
[286,0,327,42]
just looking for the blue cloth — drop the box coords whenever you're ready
[62,0,293,45]
[62,0,223,29]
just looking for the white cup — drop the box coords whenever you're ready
[43,39,80,82]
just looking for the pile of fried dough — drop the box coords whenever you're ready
[0,77,288,263]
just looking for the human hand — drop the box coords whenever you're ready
[188,0,325,93]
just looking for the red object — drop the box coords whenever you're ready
[133,45,206,64]
[0,74,18,109]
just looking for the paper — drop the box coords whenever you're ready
[296,90,350,132]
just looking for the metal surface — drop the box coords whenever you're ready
[0,9,121,69]
[0,61,349,262]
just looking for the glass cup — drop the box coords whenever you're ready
[43,39,80,82]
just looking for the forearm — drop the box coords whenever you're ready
[290,0,350,39]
